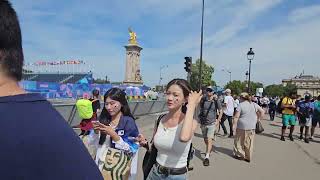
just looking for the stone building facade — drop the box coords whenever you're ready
[282,75,320,97]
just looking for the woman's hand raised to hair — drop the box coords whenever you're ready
[187,90,203,107]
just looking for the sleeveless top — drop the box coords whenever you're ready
[153,120,192,168]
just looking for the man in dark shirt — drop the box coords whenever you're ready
[198,87,223,166]
[0,1,102,179]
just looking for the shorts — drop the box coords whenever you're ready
[299,117,312,127]
[312,116,320,127]
[282,114,296,126]
[200,124,216,139]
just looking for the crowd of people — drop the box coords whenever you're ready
[1,1,319,180]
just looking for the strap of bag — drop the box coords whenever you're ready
[252,102,260,121]
[205,101,214,118]
[150,114,166,143]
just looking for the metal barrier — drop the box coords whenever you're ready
[52,100,168,126]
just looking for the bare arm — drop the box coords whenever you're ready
[256,104,265,121]
[180,90,202,142]
[232,111,240,131]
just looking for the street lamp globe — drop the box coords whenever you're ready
[247,48,255,61]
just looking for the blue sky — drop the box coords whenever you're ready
[11,0,320,87]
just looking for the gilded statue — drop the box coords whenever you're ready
[128,27,137,44]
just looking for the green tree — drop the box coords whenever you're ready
[224,80,245,95]
[225,81,263,95]
[250,81,264,95]
[264,84,285,97]
[283,83,297,96]
[190,59,215,90]
[264,83,297,97]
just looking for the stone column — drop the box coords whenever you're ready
[123,44,143,85]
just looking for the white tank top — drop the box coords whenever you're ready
[154,120,191,168]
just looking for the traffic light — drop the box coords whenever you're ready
[184,57,192,72]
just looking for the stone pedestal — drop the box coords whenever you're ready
[123,44,143,85]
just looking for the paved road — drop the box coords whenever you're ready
[134,114,320,180]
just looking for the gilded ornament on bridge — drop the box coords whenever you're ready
[128,27,137,44]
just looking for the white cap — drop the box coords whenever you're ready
[224,89,231,94]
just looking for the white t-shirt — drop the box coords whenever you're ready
[223,95,235,116]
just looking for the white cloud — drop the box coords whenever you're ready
[206,17,320,86]
[289,4,320,22]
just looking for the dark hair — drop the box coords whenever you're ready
[166,79,191,113]
[317,95,320,101]
[0,1,23,81]
[98,88,134,144]
[92,89,99,98]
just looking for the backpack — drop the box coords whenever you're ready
[76,99,94,119]
[314,101,320,115]
[269,99,277,109]
[299,101,312,118]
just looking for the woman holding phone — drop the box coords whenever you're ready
[91,88,140,179]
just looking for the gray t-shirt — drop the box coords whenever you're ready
[200,97,222,125]
[236,101,262,130]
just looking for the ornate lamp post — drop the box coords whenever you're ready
[247,48,255,93]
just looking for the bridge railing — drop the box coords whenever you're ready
[53,100,168,126]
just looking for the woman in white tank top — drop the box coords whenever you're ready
[146,79,202,180]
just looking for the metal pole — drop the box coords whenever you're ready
[187,72,191,83]
[199,0,204,90]
[248,60,252,93]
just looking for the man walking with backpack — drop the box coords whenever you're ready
[199,87,223,166]
[297,94,313,143]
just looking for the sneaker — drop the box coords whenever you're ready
[203,158,210,166]
[309,136,313,140]
[289,135,294,141]
[244,159,251,163]
[228,135,234,138]
[304,138,309,143]
[299,135,303,140]
[233,155,244,160]
[280,136,285,141]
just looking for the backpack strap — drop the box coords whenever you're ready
[150,114,166,143]
[204,101,214,118]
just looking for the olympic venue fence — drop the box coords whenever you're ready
[52,100,168,127]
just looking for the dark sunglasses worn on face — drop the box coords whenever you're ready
[206,88,214,93]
